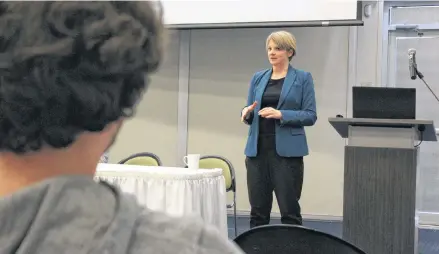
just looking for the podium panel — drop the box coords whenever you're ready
[344,146,418,254]
[329,117,436,254]
[348,126,416,148]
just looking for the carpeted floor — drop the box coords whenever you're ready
[228,215,439,254]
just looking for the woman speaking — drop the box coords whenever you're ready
[241,31,317,228]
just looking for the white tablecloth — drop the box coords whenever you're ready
[95,163,228,236]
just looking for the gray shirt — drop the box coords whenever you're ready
[0,176,243,254]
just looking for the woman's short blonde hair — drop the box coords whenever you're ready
[266,31,297,61]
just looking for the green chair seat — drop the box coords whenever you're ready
[199,155,237,236]
[199,158,233,191]
[118,152,162,166]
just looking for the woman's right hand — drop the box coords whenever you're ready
[241,101,258,122]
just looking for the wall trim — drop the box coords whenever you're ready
[228,210,342,222]
[228,210,438,229]
[375,1,385,86]
[347,26,358,119]
[176,30,191,167]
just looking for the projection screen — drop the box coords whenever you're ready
[161,0,363,29]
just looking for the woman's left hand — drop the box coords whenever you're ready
[258,107,282,119]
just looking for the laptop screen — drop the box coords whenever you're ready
[352,87,416,119]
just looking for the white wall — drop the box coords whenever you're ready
[109,32,180,166]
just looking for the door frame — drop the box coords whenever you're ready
[382,1,439,227]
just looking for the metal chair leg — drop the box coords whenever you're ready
[233,191,237,237]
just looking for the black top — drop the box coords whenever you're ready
[259,78,284,135]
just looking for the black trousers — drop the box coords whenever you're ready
[246,134,304,228]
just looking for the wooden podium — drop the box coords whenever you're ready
[329,117,437,254]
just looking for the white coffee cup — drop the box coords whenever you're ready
[184,154,200,169]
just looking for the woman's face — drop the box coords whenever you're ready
[267,40,292,66]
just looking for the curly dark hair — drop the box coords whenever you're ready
[0,1,164,153]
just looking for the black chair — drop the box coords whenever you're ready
[234,225,366,254]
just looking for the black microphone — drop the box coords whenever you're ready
[409,48,439,104]
[408,48,417,80]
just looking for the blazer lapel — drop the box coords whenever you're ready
[254,69,272,111]
[277,65,297,108]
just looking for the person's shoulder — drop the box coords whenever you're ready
[252,68,270,79]
[129,209,243,254]
[293,68,312,78]
[293,68,314,86]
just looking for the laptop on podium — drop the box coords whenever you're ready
[352,86,416,119]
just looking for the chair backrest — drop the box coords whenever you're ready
[118,152,162,166]
[234,225,365,254]
[199,155,235,192]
